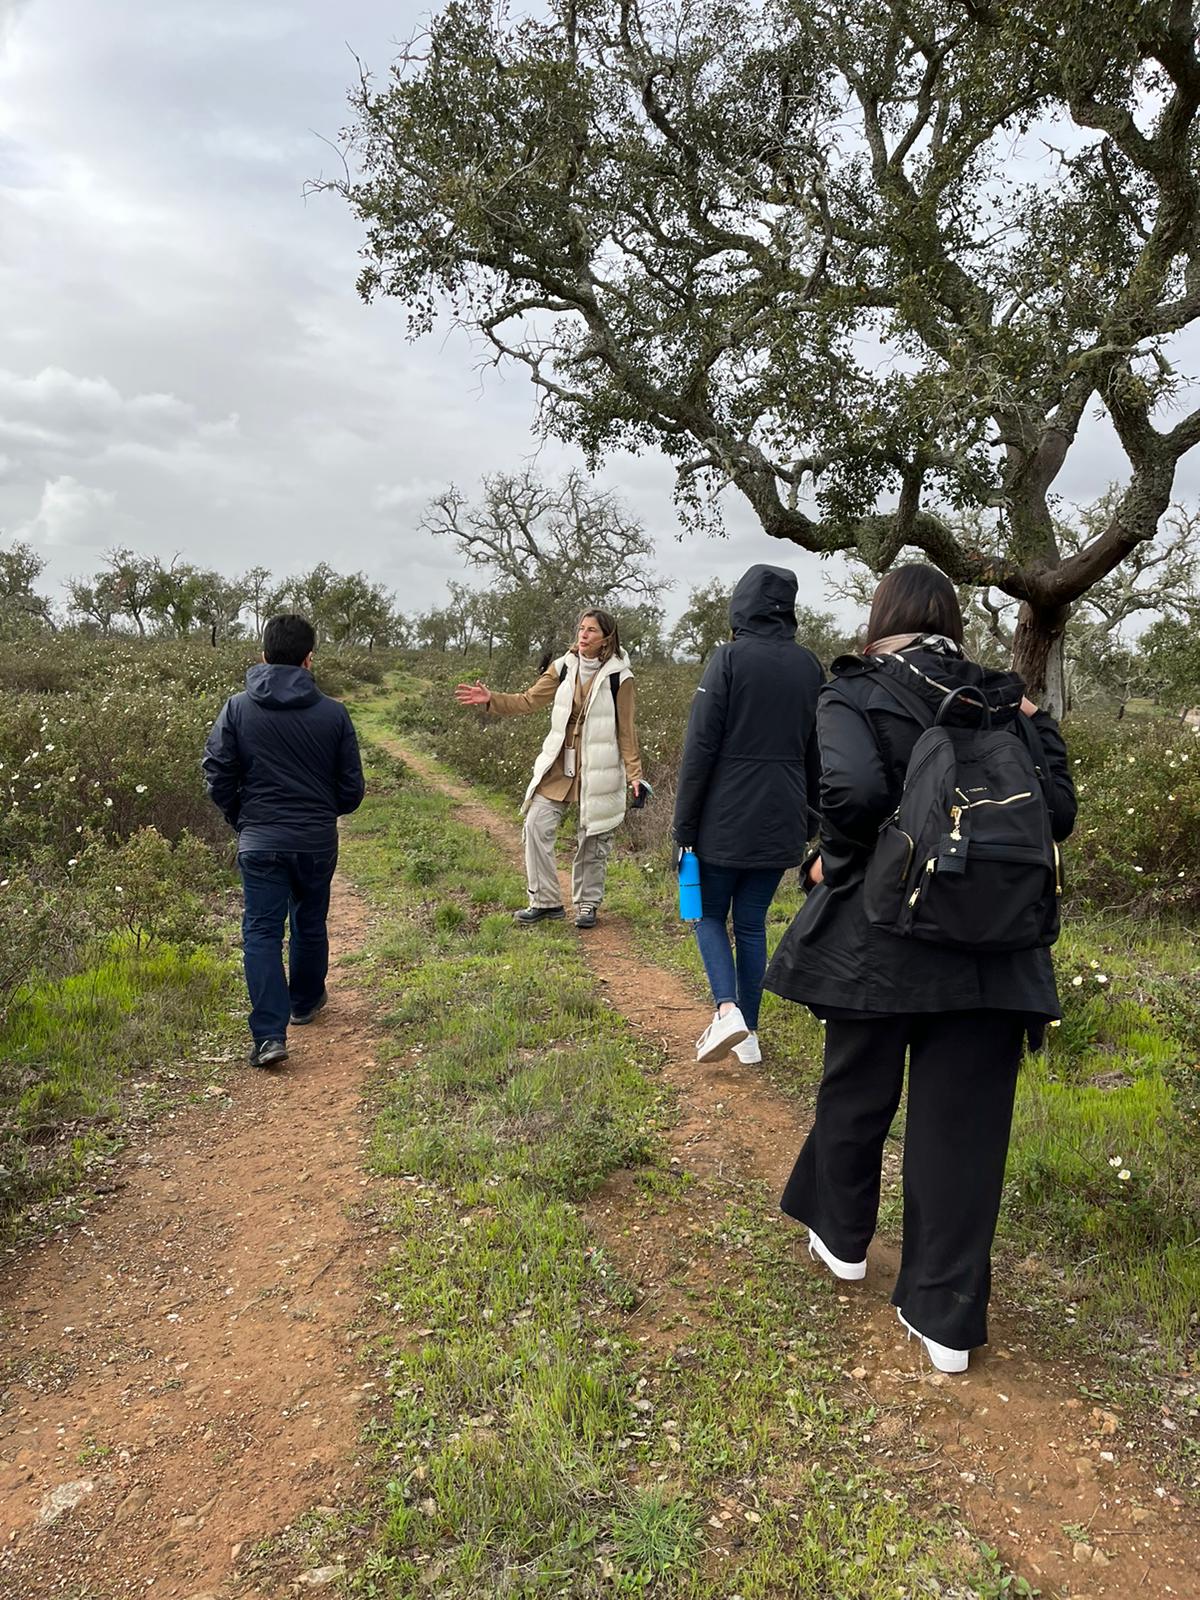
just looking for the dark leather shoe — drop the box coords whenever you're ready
[574,905,597,929]
[249,1038,289,1069]
[291,990,328,1026]
[514,905,565,924]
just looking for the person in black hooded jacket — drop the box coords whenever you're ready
[203,613,365,1069]
[673,565,823,1066]
[765,565,1076,1373]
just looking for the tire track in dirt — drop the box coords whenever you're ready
[383,731,1199,1600]
[0,879,380,1599]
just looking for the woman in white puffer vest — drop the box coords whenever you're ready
[454,609,644,928]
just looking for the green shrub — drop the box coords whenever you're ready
[1062,713,1200,913]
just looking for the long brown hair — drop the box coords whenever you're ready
[865,565,964,650]
[577,607,621,664]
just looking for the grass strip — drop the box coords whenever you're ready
[0,936,236,1245]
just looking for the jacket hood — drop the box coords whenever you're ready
[832,649,1025,726]
[245,662,322,710]
[729,564,798,638]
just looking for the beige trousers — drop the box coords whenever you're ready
[523,794,616,910]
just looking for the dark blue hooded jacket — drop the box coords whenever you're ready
[202,664,365,853]
[671,565,824,869]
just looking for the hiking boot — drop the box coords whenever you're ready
[291,990,328,1026]
[897,1307,969,1373]
[249,1037,289,1069]
[514,905,565,924]
[574,904,598,929]
[695,1006,749,1063]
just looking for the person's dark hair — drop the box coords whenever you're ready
[263,613,317,666]
[865,565,964,650]
[578,607,620,664]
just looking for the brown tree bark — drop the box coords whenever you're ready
[1011,600,1071,716]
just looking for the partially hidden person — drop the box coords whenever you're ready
[764,564,1076,1373]
[203,613,365,1069]
[672,565,823,1065]
[454,608,644,929]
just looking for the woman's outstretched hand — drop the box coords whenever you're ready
[455,681,492,707]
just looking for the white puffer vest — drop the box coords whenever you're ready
[521,650,633,837]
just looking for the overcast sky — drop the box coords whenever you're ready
[1,1,1196,631]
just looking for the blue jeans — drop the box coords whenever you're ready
[693,863,785,1030]
[238,850,337,1040]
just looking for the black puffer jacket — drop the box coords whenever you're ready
[764,649,1077,1024]
[203,664,365,852]
[672,565,823,869]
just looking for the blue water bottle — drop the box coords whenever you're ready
[678,849,702,922]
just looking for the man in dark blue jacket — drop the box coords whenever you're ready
[203,614,365,1068]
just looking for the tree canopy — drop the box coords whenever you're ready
[422,467,665,657]
[336,0,1200,706]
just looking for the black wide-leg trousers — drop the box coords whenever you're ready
[781,1010,1024,1351]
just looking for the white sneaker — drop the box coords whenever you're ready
[695,1006,749,1063]
[808,1229,867,1282]
[897,1307,969,1374]
[733,1032,761,1064]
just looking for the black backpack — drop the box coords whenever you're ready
[862,672,1063,953]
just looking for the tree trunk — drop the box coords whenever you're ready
[1010,600,1070,717]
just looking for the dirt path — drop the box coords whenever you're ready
[385,733,1199,1600]
[0,880,379,1599]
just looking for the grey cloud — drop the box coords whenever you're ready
[17,474,116,547]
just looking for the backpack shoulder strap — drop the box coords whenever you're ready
[1014,712,1053,799]
[863,665,938,729]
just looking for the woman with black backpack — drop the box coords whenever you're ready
[765,565,1076,1373]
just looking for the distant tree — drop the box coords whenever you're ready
[1139,615,1200,712]
[423,469,666,660]
[794,605,855,666]
[336,0,1200,711]
[618,600,669,661]
[274,564,399,648]
[103,548,158,637]
[193,571,250,647]
[670,582,732,663]
[0,539,54,636]
[65,571,122,635]
[416,606,454,653]
[147,558,205,637]
[241,565,278,638]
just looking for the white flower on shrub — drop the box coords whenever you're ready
[135,784,147,794]
[1109,1156,1123,1167]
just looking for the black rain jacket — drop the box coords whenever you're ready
[672,565,824,869]
[202,664,365,853]
[764,648,1077,1027]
